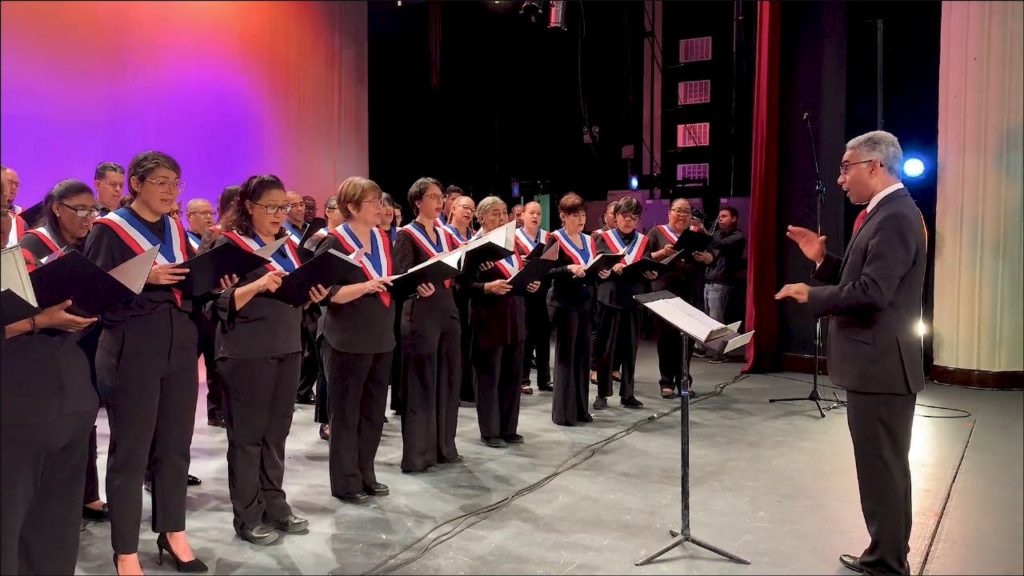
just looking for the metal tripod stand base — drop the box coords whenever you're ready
[635,528,750,566]
[769,388,846,419]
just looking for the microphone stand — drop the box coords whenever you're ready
[768,113,845,418]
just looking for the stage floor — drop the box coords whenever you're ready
[75,343,1023,575]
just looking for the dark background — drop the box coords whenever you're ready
[367,0,940,369]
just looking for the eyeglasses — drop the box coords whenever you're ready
[102,181,124,190]
[361,198,384,208]
[60,202,100,218]
[422,193,443,201]
[144,178,185,192]
[250,201,292,215]
[187,210,216,218]
[618,213,640,222]
[565,212,587,219]
[670,208,693,216]
[839,159,876,175]
[169,209,182,218]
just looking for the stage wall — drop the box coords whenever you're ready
[1,1,368,210]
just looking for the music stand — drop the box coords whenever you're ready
[633,292,751,567]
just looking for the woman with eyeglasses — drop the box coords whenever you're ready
[84,151,214,575]
[442,195,477,405]
[379,193,397,243]
[462,196,540,447]
[394,177,462,473]
[213,174,327,544]
[547,193,611,426]
[645,197,701,398]
[1,178,99,576]
[19,179,98,266]
[316,177,396,502]
[516,201,553,395]
[593,197,658,411]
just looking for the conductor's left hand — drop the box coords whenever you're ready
[775,283,810,303]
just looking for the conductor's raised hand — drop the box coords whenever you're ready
[34,300,97,332]
[256,270,286,294]
[786,226,826,264]
[147,263,188,285]
[775,282,810,303]
[415,282,435,298]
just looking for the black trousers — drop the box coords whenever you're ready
[196,314,225,420]
[474,340,524,439]
[521,295,551,387]
[458,317,476,403]
[846,390,916,575]
[84,426,100,504]
[0,410,94,576]
[96,309,198,554]
[389,306,404,414]
[595,304,642,400]
[656,316,695,389]
[400,317,461,472]
[314,338,330,424]
[550,306,592,426]
[325,348,392,495]
[219,353,301,530]
[296,323,319,401]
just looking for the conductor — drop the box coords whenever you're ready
[776,130,926,576]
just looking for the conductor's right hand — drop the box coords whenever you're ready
[786,226,826,264]
[255,270,286,294]
[34,300,97,332]
[147,263,189,285]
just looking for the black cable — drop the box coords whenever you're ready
[362,373,749,575]
[763,373,973,419]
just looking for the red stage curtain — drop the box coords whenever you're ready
[743,1,782,373]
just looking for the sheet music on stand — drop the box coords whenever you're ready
[637,291,753,355]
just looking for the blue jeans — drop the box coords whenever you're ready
[705,283,732,324]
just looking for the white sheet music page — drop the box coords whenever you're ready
[1,246,37,306]
[108,246,159,293]
[254,236,289,259]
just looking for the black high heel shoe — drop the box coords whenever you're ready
[156,533,208,573]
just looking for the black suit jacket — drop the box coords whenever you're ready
[808,188,926,395]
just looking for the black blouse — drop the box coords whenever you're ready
[645,226,702,305]
[316,233,396,355]
[82,207,197,326]
[19,227,79,263]
[461,260,526,349]
[211,234,302,360]
[594,229,653,309]
[546,231,599,310]
[393,222,460,324]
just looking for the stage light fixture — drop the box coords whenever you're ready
[629,175,639,191]
[903,157,925,178]
[520,0,542,23]
[548,1,566,29]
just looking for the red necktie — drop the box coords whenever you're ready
[853,208,868,233]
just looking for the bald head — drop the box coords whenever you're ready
[185,198,214,235]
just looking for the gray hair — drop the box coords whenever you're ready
[185,198,211,213]
[846,131,903,179]
[324,195,338,210]
[476,195,506,220]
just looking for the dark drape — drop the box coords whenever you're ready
[743,1,782,373]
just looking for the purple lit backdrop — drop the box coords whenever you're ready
[1,1,368,213]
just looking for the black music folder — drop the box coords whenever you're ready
[28,247,158,318]
[18,201,44,227]
[1,246,40,324]
[179,242,271,296]
[389,251,463,299]
[672,229,712,260]
[459,222,516,272]
[1,290,39,325]
[271,249,364,307]
[584,251,626,279]
[508,243,559,295]
[297,218,329,261]
[621,257,671,280]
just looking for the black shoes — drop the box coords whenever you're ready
[621,396,644,409]
[339,491,370,503]
[146,474,201,493]
[365,482,390,496]
[238,523,280,546]
[579,413,593,423]
[319,424,330,441]
[156,533,209,572]
[538,382,553,392]
[593,396,608,410]
[439,454,464,464]
[503,434,525,444]
[83,503,109,521]
[270,514,309,533]
[839,554,865,573]
[296,394,316,406]
[207,417,226,428]
[187,474,202,486]
[482,437,507,448]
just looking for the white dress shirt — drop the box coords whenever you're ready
[866,182,904,214]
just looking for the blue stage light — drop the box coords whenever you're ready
[903,158,925,178]
[629,175,639,191]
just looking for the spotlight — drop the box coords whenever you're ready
[520,0,542,23]
[903,157,925,178]
[548,0,566,29]
[629,175,639,191]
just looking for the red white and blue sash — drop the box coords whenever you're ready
[96,208,189,266]
[515,227,549,256]
[282,221,305,245]
[330,223,393,307]
[222,230,301,273]
[443,223,472,247]
[24,226,64,264]
[5,212,26,247]
[656,224,679,244]
[399,221,456,287]
[95,208,190,306]
[185,230,202,251]
[494,250,523,279]
[601,228,648,265]
[434,216,446,229]
[552,228,596,266]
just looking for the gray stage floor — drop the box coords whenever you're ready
[75,343,1023,575]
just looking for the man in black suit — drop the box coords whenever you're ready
[777,130,926,575]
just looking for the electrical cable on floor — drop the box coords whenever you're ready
[361,373,749,576]
[917,418,977,575]
[763,373,973,419]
